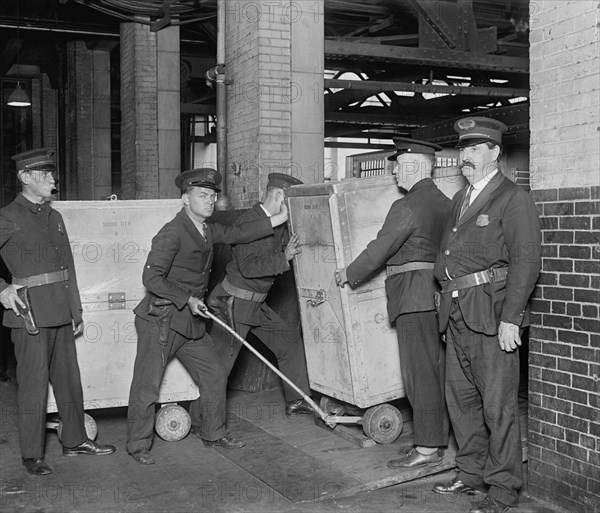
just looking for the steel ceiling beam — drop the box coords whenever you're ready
[325,78,528,98]
[404,0,458,49]
[410,103,530,143]
[325,40,528,73]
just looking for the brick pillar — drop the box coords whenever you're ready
[65,41,112,200]
[120,22,180,199]
[226,0,324,207]
[528,2,600,512]
[41,74,58,153]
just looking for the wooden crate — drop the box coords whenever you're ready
[286,173,465,409]
[47,199,199,412]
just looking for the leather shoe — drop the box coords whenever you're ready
[22,457,52,476]
[130,450,155,465]
[469,496,511,513]
[63,439,116,456]
[387,447,444,469]
[433,477,484,496]
[202,436,246,449]
[285,398,315,416]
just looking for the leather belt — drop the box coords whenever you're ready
[222,276,268,303]
[440,266,508,293]
[12,269,69,288]
[387,262,434,276]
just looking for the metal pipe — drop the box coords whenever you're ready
[325,79,528,98]
[0,22,206,44]
[0,22,118,37]
[215,0,227,196]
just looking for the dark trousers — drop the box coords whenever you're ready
[196,299,310,410]
[12,326,86,459]
[445,300,522,506]
[126,316,227,455]
[395,311,449,447]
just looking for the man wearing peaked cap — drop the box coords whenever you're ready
[0,148,116,476]
[266,172,303,189]
[175,167,222,192]
[200,171,315,418]
[432,117,541,513]
[126,167,291,464]
[12,148,57,172]
[336,136,451,468]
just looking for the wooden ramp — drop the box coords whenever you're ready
[218,389,529,503]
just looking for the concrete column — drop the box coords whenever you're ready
[120,22,180,199]
[527,2,600,512]
[65,41,112,200]
[226,0,324,207]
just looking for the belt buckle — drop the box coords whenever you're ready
[488,268,497,282]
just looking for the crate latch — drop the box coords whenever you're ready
[301,288,327,307]
[108,292,126,310]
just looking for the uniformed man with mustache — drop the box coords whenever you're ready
[432,118,541,513]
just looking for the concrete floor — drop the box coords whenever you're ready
[0,378,570,513]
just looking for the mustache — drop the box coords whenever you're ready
[460,161,476,168]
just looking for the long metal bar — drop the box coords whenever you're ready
[325,40,528,73]
[411,103,530,143]
[325,79,528,98]
[204,310,335,426]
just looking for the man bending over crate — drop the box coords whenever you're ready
[126,168,289,465]
[0,148,116,477]
[336,137,451,469]
[195,172,314,420]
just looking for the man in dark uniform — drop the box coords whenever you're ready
[126,168,290,465]
[200,173,313,417]
[336,137,451,468]
[431,118,541,513]
[0,148,116,476]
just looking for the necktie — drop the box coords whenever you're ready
[458,185,473,220]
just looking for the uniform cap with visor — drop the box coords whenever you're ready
[387,137,442,161]
[453,117,508,148]
[12,148,57,173]
[175,168,222,193]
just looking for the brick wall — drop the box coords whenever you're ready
[529,0,599,189]
[529,2,600,512]
[64,41,112,200]
[226,1,292,207]
[120,21,159,199]
[226,1,262,207]
[528,187,600,513]
[226,1,324,205]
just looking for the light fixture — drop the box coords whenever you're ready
[7,82,30,107]
[6,0,31,108]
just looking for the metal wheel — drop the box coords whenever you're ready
[155,404,191,442]
[57,413,97,442]
[362,403,403,444]
[319,395,346,417]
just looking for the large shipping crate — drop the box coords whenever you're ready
[48,199,199,412]
[286,172,466,411]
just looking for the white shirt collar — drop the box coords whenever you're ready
[260,204,272,217]
[471,168,498,192]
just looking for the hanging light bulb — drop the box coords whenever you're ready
[6,0,31,108]
[7,82,31,107]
